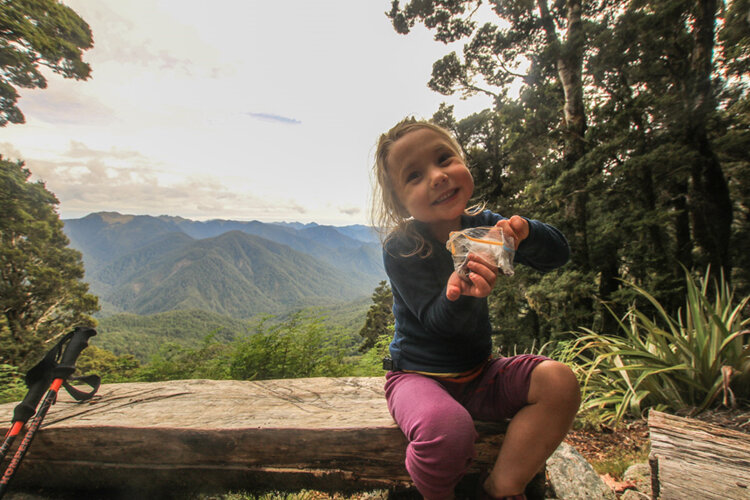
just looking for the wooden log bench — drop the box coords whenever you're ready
[648,410,750,500]
[0,377,522,496]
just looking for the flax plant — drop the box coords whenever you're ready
[571,268,749,425]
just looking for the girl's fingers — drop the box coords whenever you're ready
[465,255,496,296]
[467,272,492,296]
[509,215,529,241]
[467,254,498,280]
[497,216,529,249]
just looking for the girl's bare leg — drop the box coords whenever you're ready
[483,360,581,497]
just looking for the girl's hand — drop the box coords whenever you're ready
[494,215,529,249]
[446,253,498,301]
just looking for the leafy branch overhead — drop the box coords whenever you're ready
[0,0,93,126]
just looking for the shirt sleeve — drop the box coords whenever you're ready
[473,210,570,273]
[515,218,570,272]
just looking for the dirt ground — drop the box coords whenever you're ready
[564,418,650,469]
[566,406,750,467]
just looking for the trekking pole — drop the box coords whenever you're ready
[0,375,51,464]
[0,326,97,498]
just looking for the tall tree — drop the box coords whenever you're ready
[0,157,99,369]
[388,0,594,263]
[0,0,93,126]
[583,0,738,296]
[685,0,733,275]
[358,281,394,352]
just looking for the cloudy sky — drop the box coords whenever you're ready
[1,1,494,225]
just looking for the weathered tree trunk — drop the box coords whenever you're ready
[648,410,750,500]
[686,0,733,276]
[538,0,591,273]
[0,377,512,495]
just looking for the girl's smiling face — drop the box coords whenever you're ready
[387,127,474,241]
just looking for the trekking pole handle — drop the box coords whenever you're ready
[11,377,50,426]
[54,327,97,378]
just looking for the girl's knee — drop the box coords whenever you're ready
[529,360,581,409]
[410,406,477,462]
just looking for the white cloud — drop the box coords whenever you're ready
[2,0,495,225]
[338,206,361,216]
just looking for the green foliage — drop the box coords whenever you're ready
[95,309,254,362]
[0,0,93,126]
[0,363,26,404]
[358,281,393,352]
[75,345,140,383]
[587,441,650,480]
[137,335,233,382]
[352,331,393,377]
[74,306,377,384]
[230,311,350,380]
[105,309,362,383]
[0,157,99,369]
[715,92,750,294]
[94,303,368,363]
[718,0,750,78]
[570,268,750,426]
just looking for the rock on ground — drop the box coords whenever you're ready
[546,442,616,500]
[622,462,652,498]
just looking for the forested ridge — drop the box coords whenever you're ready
[61,211,384,318]
[1,0,749,432]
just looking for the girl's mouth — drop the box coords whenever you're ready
[433,188,458,205]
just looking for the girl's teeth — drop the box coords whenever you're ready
[436,190,455,203]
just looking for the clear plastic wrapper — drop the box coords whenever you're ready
[446,226,516,281]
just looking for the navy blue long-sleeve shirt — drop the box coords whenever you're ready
[384,210,569,374]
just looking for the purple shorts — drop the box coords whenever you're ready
[384,354,549,500]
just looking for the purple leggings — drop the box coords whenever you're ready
[384,354,548,499]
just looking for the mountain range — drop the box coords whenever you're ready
[63,212,386,318]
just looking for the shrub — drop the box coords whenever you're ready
[570,267,749,425]
[230,311,349,380]
[137,336,232,381]
[351,331,393,376]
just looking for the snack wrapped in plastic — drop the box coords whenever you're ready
[446,226,516,281]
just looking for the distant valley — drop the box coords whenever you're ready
[63,212,386,319]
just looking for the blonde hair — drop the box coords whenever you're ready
[370,117,481,257]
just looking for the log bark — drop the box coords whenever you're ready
[0,377,508,494]
[648,410,750,500]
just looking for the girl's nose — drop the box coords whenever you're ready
[431,169,448,188]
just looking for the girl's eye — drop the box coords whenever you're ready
[406,171,421,183]
[438,153,453,166]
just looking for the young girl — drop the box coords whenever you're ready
[372,118,580,500]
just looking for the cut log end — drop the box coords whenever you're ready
[648,409,750,500]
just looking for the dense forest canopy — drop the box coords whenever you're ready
[388,0,750,346]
